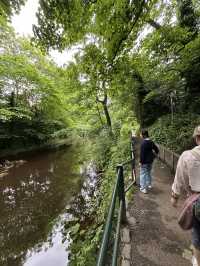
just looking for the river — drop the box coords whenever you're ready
[0,147,85,266]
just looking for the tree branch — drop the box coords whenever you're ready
[109,0,146,64]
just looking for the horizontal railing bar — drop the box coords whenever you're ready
[122,158,134,166]
[125,181,135,193]
[97,169,121,266]
[112,200,123,266]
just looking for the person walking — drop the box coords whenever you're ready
[139,129,159,193]
[131,130,137,183]
[171,126,200,266]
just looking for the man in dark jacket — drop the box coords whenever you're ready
[140,129,159,193]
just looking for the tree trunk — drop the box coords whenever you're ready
[96,102,104,126]
[102,101,112,129]
[97,93,113,135]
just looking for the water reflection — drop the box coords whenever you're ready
[0,148,82,266]
[24,214,70,266]
[67,163,99,228]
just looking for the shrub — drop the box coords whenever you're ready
[149,113,200,153]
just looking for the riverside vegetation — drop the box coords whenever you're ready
[1,1,200,265]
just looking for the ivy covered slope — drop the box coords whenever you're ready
[149,113,200,154]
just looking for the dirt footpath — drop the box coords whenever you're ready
[127,159,192,266]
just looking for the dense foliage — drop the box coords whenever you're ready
[0,18,73,151]
[150,113,200,154]
[1,0,200,265]
[33,0,200,131]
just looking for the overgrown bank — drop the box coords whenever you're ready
[65,130,132,266]
[0,137,71,160]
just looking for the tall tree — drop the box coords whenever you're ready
[33,0,161,128]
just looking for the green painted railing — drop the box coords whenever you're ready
[97,136,136,266]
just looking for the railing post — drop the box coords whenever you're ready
[130,136,136,184]
[117,165,127,224]
[163,147,165,162]
[130,141,134,181]
[97,173,119,266]
[172,152,174,173]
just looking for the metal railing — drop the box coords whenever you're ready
[97,136,136,266]
[157,144,180,173]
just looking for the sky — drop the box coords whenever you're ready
[11,0,78,66]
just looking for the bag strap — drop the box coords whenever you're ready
[191,149,200,161]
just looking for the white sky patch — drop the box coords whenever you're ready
[11,0,76,66]
[11,0,39,37]
[50,47,80,66]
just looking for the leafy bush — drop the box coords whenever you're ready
[149,113,200,153]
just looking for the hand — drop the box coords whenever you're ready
[171,196,178,207]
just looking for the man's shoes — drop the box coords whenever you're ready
[140,188,147,194]
[192,256,198,266]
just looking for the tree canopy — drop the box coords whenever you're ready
[32,0,200,129]
[2,0,199,153]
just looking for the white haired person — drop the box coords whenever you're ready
[171,126,200,266]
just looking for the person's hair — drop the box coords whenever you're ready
[193,126,200,138]
[141,129,149,138]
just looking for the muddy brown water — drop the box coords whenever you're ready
[0,147,87,266]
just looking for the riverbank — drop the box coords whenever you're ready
[0,138,71,161]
